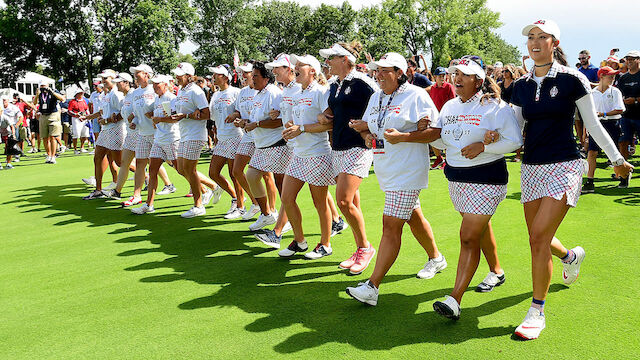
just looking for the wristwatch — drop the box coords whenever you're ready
[300,124,305,133]
[612,158,625,166]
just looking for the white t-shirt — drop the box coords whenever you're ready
[279,81,302,148]
[88,91,101,107]
[364,83,438,191]
[249,83,283,148]
[433,92,523,167]
[291,82,331,157]
[209,86,242,142]
[1,104,21,128]
[101,87,124,130]
[175,82,210,142]
[120,91,135,129]
[591,86,625,120]
[93,92,106,114]
[132,85,156,136]
[153,91,179,145]
[236,86,257,143]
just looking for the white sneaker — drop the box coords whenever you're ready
[249,213,277,231]
[131,203,155,215]
[242,203,260,220]
[346,280,378,306]
[45,155,51,163]
[224,202,245,219]
[281,221,293,234]
[50,157,56,164]
[476,271,506,292]
[59,145,67,153]
[416,255,447,279]
[562,246,585,285]
[82,176,97,187]
[74,150,81,155]
[81,148,88,153]
[181,206,206,218]
[212,186,224,204]
[6,163,13,169]
[104,182,117,190]
[13,157,19,162]
[0,164,3,170]
[514,307,546,340]
[278,240,308,257]
[201,189,214,206]
[304,244,333,259]
[157,184,177,195]
[433,295,461,320]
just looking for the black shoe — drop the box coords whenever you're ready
[475,272,506,292]
[618,177,629,188]
[581,181,595,194]
[331,217,349,237]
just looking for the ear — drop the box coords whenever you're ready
[553,39,560,47]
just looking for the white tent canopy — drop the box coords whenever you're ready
[13,72,56,97]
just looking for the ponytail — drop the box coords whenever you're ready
[552,37,568,66]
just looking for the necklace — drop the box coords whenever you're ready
[534,62,553,68]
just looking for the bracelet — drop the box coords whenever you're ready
[604,111,607,117]
[257,121,261,128]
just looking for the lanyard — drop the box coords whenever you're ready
[376,89,397,130]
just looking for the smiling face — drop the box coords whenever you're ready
[626,56,640,73]
[294,63,314,87]
[213,73,228,87]
[272,66,292,84]
[326,55,348,76]
[375,66,402,94]
[527,27,556,64]
[175,74,189,87]
[153,82,167,97]
[452,69,482,100]
[252,69,269,91]
[242,71,254,88]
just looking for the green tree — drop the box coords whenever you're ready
[356,4,406,59]
[254,1,312,59]
[302,3,357,58]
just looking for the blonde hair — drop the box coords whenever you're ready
[337,40,363,65]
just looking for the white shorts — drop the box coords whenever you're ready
[236,141,255,157]
[285,153,335,186]
[249,145,292,174]
[521,159,586,208]
[136,135,155,159]
[150,141,179,162]
[212,135,242,160]
[383,190,421,220]
[331,147,373,179]
[448,181,507,215]
[178,140,206,161]
[95,125,125,151]
[71,118,90,139]
[123,130,140,152]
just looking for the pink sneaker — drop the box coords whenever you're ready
[121,196,142,207]
[339,249,359,270]
[346,247,376,275]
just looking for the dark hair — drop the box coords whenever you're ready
[553,46,568,66]
[394,66,409,86]
[253,61,275,84]
[479,76,501,103]
[407,59,418,68]
[579,50,590,56]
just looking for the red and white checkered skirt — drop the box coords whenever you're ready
[383,190,421,220]
[178,140,206,161]
[150,141,179,162]
[123,129,140,152]
[521,159,586,207]
[448,181,507,215]
[285,153,335,186]
[249,145,292,174]
[236,141,255,157]
[136,135,155,159]
[212,135,242,160]
[95,125,125,151]
[331,147,373,179]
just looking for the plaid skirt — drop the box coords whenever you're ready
[122,129,140,152]
[285,153,335,186]
[150,141,179,162]
[212,135,242,160]
[178,140,206,161]
[521,159,586,207]
[383,190,421,220]
[236,141,255,157]
[331,147,373,179]
[448,181,507,215]
[249,145,292,174]
[95,125,125,151]
[136,135,155,159]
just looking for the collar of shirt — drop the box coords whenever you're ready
[458,90,483,104]
[522,61,561,82]
[284,81,298,89]
[301,81,318,93]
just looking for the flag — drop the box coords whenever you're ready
[233,47,240,69]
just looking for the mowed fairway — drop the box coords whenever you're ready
[1,147,639,359]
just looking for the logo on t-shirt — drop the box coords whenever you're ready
[550,86,559,98]
[344,87,351,95]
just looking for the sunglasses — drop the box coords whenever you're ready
[461,55,485,69]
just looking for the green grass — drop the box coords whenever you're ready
[1,147,639,359]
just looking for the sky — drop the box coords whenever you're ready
[179,0,640,68]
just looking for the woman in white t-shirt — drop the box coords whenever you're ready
[345,53,445,306]
[582,66,626,193]
[420,57,523,320]
[207,65,244,219]
[132,75,180,214]
[170,62,220,218]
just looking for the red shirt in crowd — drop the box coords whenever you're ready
[68,98,89,118]
[428,82,456,111]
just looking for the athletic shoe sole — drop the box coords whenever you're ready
[433,301,459,320]
[345,288,377,306]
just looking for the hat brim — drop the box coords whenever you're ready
[319,48,338,58]
[448,65,485,80]
[171,69,187,76]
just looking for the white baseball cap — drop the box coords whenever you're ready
[625,50,640,58]
[265,54,294,70]
[38,80,49,87]
[290,54,322,75]
[129,64,154,76]
[208,65,230,78]
[522,19,561,40]
[238,62,253,72]
[98,69,118,78]
[319,43,356,63]
[368,52,408,74]
[448,58,486,80]
[171,62,195,76]
[150,74,172,84]
[494,61,503,68]
[113,72,133,83]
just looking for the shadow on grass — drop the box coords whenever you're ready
[14,183,569,352]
